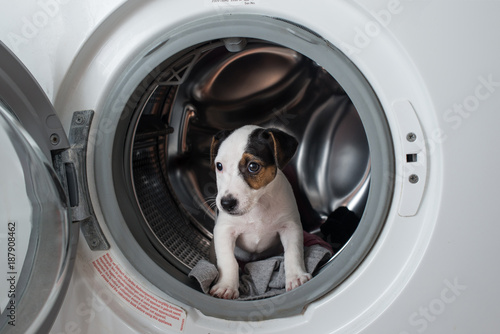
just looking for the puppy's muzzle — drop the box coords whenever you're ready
[220,195,238,214]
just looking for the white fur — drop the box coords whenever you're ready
[214,125,259,216]
[210,125,311,299]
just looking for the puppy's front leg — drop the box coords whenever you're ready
[280,225,312,291]
[210,224,240,299]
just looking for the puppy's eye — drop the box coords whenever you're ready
[248,162,261,174]
[216,162,223,171]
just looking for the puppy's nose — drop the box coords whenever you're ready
[221,195,238,213]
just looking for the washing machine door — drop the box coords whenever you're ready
[0,42,78,333]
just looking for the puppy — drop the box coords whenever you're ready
[209,125,311,299]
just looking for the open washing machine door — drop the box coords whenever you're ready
[0,42,79,333]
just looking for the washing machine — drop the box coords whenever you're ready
[1,0,499,333]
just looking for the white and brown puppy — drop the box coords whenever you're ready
[209,125,311,299]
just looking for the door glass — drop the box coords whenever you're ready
[0,102,68,326]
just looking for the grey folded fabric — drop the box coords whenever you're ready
[188,245,332,300]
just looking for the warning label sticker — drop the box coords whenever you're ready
[92,253,186,332]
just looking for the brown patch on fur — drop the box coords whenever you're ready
[239,153,277,190]
[268,132,281,166]
[268,131,295,169]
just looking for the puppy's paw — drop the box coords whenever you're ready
[210,283,240,299]
[286,272,312,291]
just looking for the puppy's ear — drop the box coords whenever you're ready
[210,129,232,168]
[266,128,298,169]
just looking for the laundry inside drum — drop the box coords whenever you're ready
[127,38,370,276]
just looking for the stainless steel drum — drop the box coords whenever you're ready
[126,39,370,274]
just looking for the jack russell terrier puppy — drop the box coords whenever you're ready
[209,125,311,299]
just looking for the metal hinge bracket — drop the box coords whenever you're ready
[53,110,109,250]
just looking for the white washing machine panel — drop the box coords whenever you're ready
[0,1,499,334]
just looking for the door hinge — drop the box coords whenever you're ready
[53,110,109,250]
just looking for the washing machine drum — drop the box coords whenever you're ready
[107,33,394,318]
[129,40,369,271]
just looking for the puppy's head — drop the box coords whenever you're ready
[211,125,298,216]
